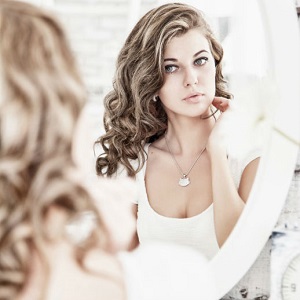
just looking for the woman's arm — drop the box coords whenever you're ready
[209,151,259,246]
[207,99,260,247]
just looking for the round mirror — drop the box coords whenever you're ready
[41,0,300,298]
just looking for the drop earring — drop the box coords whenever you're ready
[153,96,158,102]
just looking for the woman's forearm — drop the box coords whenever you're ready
[209,150,245,247]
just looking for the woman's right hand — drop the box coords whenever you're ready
[211,96,230,112]
[206,97,235,158]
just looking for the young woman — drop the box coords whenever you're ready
[0,2,215,299]
[96,3,260,259]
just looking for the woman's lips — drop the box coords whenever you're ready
[183,93,204,103]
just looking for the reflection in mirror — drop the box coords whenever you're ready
[94,0,271,264]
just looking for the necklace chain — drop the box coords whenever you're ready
[164,135,206,186]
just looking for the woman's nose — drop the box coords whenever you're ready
[183,67,198,87]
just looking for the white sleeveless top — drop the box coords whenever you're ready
[117,242,216,300]
[129,143,261,260]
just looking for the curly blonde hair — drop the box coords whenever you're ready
[0,1,108,299]
[96,3,231,178]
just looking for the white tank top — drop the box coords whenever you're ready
[130,143,261,260]
[117,242,216,300]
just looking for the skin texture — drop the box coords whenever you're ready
[158,29,216,119]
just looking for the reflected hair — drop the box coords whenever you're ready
[96,2,232,177]
[0,1,109,299]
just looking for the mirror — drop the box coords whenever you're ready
[37,0,300,298]
[208,0,300,297]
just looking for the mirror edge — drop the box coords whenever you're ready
[209,0,300,297]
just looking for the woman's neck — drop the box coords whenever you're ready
[18,242,125,300]
[165,117,215,156]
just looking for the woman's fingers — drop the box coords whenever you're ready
[212,97,230,112]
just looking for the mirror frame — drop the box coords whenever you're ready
[209,0,300,297]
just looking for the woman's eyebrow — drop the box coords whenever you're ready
[163,58,177,62]
[194,49,208,57]
[163,49,209,62]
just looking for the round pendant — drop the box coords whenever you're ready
[179,176,190,187]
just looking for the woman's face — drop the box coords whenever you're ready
[158,28,216,119]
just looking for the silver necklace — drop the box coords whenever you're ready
[164,135,206,187]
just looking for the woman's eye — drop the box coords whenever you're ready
[195,57,208,66]
[164,65,178,73]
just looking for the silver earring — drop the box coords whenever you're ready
[153,96,158,102]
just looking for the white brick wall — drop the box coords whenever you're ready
[53,0,146,102]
